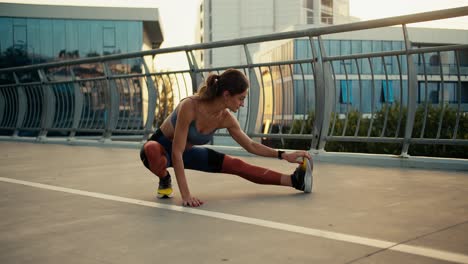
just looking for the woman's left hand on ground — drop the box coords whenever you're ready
[182,195,204,207]
[284,151,311,164]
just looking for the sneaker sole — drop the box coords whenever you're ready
[157,193,174,199]
[157,188,174,199]
[304,159,313,193]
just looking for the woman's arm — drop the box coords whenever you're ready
[171,100,203,207]
[225,113,311,163]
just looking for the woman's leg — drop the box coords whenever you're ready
[220,155,292,186]
[142,144,303,192]
[142,141,173,198]
[182,147,292,187]
[143,141,169,178]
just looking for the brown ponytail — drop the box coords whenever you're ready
[197,74,220,100]
[197,68,249,101]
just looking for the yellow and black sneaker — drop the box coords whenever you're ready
[291,159,313,193]
[157,173,174,199]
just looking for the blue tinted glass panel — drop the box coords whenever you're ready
[340,40,351,55]
[39,19,53,59]
[340,80,353,104]
[372,40,382,52]
[102,27,115,48]
[52,20,66,59]
[65,20,79,55]
[13,25,27,46]
[127,21,142,69]
[418,82,440,104]
[360,80,372,112]
[0,18,13,55]
[25,19,40,64]
[90,21,103,56]
[103,27,116,55]
[294,40,313,74]
[78,20,92,57]
[361,41,372,74]
[115,21,128,54]
[381,80,394,103]
[293,79,315,114]
[351,40,362,74]
[1,17,143,69]
[461,83,468,103]
[443,82,457,103]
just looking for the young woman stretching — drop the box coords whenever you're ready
[140,68,312,207]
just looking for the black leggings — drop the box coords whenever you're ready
[140,129,225,173]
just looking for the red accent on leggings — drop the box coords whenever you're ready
[143,141,168,178]
[221,155,282,185]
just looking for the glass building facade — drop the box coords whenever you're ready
[0,3,163,137]
[0,17,143,71]
[259,38,468,118]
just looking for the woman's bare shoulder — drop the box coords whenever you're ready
[174,98,196,120]
[179,96,197,108]
[220,110,238,128]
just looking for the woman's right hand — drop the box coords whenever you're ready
[182,196,204,207]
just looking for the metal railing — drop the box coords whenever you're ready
[0,7,467,157]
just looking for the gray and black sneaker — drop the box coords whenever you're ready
[157,173,174,198]
[291,159,313,193]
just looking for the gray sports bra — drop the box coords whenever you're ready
[170,98,216,145]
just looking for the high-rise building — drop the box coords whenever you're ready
[196,0,357,68]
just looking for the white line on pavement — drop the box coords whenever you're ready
[1,176,467,264]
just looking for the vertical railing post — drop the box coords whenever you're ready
[68,68,84,141]
[186,50,201,94]
[12,72,27,137]
[243,44,261,135]
[37,69,56,142]
[315,36,335,151]
[0,87,4,128]
[401,24,417,157]
[101,62,119,142]
[309,36,323,150]
[141,57,158,142]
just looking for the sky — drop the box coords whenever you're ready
[3,0,467,46]
[350,0,468,29]
[1,0,467,69]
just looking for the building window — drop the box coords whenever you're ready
[461,83,468,103]
[381,80,394,103]
[418,82,439,104]
[103,27,116,48]
[429,90,439,104]
[417,82,461,104]
[340,80,353,104]
[303,0,314,24]
[429,54,440,66]
[13,25,27,46]
[321,0,333,24]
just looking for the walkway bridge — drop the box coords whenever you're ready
[0,7,468,264]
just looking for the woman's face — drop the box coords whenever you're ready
[225,89,248,113]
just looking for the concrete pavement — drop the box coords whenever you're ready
[1,142,467,264]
